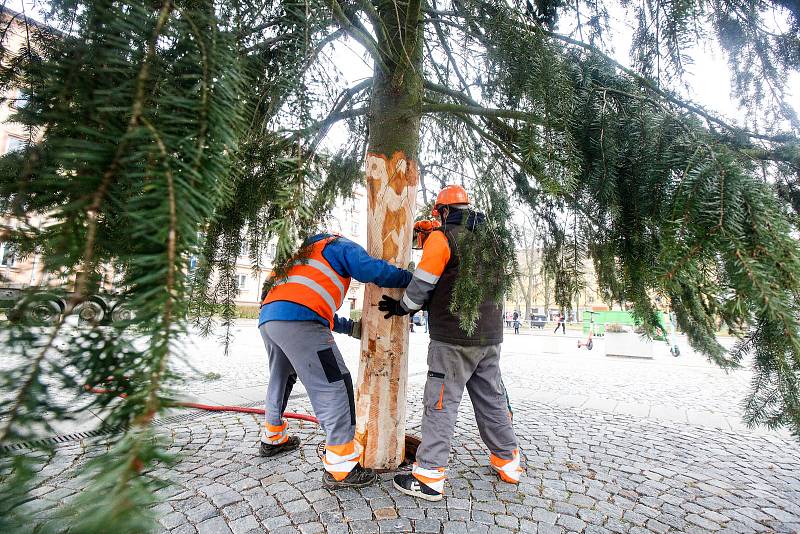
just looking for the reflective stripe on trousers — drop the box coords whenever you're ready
[261,419,288,445]
[490,449,523,483]
[412,463,446,493]
[324,441,360,481]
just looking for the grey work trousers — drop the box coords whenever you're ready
[260,320,355,446]
[416,339,518,469]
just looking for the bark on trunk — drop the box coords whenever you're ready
[355,39,423,469]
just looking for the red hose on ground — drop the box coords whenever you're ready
[86,386,319,424]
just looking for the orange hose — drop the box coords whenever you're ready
[86,386,319,424]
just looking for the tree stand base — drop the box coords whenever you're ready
[317,434,421,472]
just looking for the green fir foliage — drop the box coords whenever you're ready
[0,0,799,528]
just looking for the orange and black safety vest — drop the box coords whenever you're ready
[262,237,351,329]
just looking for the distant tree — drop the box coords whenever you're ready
[1,0,799,529]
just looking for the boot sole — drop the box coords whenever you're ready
[392,479,443,501]
[259,437,300,457]
[322,473,378,490]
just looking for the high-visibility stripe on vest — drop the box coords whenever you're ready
[263,237,351,329]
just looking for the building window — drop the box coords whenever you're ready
[10,89,29,109]
[188,256,198,271]
[0,243,15,267]
[236,274,248,290]
[239,242,248,258]
[5,136,25,153]
[267,243,277,259]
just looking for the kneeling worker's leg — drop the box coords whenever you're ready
[466,345,523,483]
[259,323,300,456]
[266,321,373,487]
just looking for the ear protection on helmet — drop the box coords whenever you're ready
[413,219,441,249]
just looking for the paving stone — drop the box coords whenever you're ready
[349,520,380,533]
[531,507,558,525]
[373,508,398,520]
[261,515,292,530]
[160,511,187,530]
[557,514,586,531]
[537,523,565,534]
[687,513,723,530]
[495,514,519,529]
[170,523,198,534]
[196,517,234,534]
[228,515,259,534]
[377,518,412,532]
[443,521,469,534]
[414,518,443,533]
[186,503,219,523]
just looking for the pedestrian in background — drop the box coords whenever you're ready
[512,310,520,334]
[554,312,566,334]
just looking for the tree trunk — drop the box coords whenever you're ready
[355,25,423,469]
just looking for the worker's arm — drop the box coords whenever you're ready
[333,314,363,339]
[399,231,450,313]
[324,237,412,288]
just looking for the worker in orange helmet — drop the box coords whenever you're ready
[379,185,523,501]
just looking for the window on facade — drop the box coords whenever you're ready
[236,274,248,290]
[268,243,277,259]
[189,256,198,271]
[0,243,15,267]
[5,136,25,153]
[239,242,248,258]
[10,89,29,109]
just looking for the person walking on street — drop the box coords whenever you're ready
[423,310,429,333]
[259,233,411,489]
[512,310,520,334]
[554,312,566,334]
[377,185,523,501]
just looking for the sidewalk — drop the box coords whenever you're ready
[15,385,800,533]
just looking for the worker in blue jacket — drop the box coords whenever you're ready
[259,233,411,489]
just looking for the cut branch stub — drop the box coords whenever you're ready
[355,151,418,470]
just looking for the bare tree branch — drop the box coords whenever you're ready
[327,0,389,73]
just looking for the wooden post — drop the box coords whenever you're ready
[354,152,418,469]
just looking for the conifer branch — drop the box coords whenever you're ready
[421,101,543,123]
[0,0,175,445]
[539,29,796,145]
[327,0,390,73]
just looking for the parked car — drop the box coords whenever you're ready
[530,314,546,329]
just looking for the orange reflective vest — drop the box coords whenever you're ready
[262,237,351,329]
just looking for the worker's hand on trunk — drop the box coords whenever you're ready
[378,295,408,319]
[350,319,362,339]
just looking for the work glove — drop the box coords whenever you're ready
[378,295,408,319]
[350,319,362,340]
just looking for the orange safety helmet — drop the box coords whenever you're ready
[413,219,441,249]
[432,185,470,217]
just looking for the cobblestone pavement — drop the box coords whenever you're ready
[9,321,800,532]
[20,388,800,533]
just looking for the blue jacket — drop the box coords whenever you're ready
[259,234,412,333]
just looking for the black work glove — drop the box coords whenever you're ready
[378,295,408,319]
[350,319,362,340]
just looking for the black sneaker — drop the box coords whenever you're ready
[322,463,378,489]
[392,473,443,501]
[259,436,300,457]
